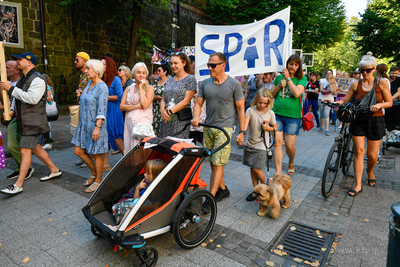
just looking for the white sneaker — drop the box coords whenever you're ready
[338,124,342,129]
[80,163,88,168]
[40,170,62,181]
[0,184,23,195]
[42,144,52,150]
[75,159,84,166]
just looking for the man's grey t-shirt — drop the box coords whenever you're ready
[198,76,244,128]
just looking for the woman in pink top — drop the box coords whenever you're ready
[120,63,154,153]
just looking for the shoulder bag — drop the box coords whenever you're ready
[46,100,59,122]
[131,116,156,140]
[0,131,5,169]
[301,91,314,131]
[352,78,377,122]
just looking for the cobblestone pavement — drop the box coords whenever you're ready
[1,117,399,267]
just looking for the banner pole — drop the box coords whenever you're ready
[0,42,11,121]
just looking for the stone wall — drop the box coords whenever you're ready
[4,0,210,105]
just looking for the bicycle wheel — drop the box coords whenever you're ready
[342,134,354,176]
[322,141,343,197]
[173,190,217,249]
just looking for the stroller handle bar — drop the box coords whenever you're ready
[170,122,231,156]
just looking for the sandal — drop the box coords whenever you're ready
[83,176,96,186]
[288,164,295,175]
[85,182,100,193]
[111,150,121,155]
[367,179,376,187]
[348,188,362,197]
[103,166,111,172]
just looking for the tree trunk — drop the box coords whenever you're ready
[127,1,142,69]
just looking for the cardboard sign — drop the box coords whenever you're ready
[327,75,338,91]
[335,77,355,92]
[195,7,291,81]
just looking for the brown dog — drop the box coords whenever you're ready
[252,174,291,219]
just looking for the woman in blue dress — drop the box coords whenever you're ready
[101,56,124,169]
[72,59,109,193]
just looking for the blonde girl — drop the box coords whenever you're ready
[236,89,277,201]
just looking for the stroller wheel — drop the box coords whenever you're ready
[91,225,101,237]
[133,246,158,267]
[173,190,217,249]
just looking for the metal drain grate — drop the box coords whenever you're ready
[267,221,335,266]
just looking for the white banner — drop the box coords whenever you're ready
[195,7,291,81]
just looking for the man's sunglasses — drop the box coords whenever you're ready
[360,68,374,73]
[207,62,223,68]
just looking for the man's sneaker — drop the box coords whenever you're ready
[215,186,230,202]
[40,170,62,181]
[7,171,19,179]
[42,143,52,150]
[75,159,84,166]
[0,184,23,195]
[25,168,35,180]
[201,199,211,214]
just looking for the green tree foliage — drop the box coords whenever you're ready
[60,0,169,68]
[313,17,362,76]
[206,0,346,52]
[356,0,400,64]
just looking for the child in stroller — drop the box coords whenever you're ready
[111,159,167,225]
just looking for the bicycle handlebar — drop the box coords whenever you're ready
[322,101,373,113]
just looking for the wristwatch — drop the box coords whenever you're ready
[168,109,173,115]
[286,77,292,82]
[239,130,246,135]
[95,124,101,128]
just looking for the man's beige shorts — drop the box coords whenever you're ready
[203,127,233,166]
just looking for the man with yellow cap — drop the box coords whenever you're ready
[73,52,90,166]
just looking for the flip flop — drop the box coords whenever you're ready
[111,150,121,155]
[288,164,295,175]
[367,179,376,187]
[348,188,362,197]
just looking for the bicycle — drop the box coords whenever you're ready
[321,102,355,198]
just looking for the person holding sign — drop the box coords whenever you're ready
[318,69,337,136]
[269,54,307,176]
[0,52,62,195]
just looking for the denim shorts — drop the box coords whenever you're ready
[275,115,301,136]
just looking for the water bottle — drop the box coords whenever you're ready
[167,98,176,122]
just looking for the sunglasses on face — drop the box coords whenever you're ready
[360,68,374,73]
[118,69,123,72]
[207,62,223,69]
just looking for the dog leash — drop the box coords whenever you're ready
[261,127,275,184]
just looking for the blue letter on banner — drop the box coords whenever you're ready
[223,33,243,72]
[264,19,285,66]
[201,34,219,55]
[199,34,219,76]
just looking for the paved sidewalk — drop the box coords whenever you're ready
[0,117,399,266]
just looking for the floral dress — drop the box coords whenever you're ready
[160,75,197,139]
[152,82,165,136]
[72,81,109,155]
[123,85,153,153]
